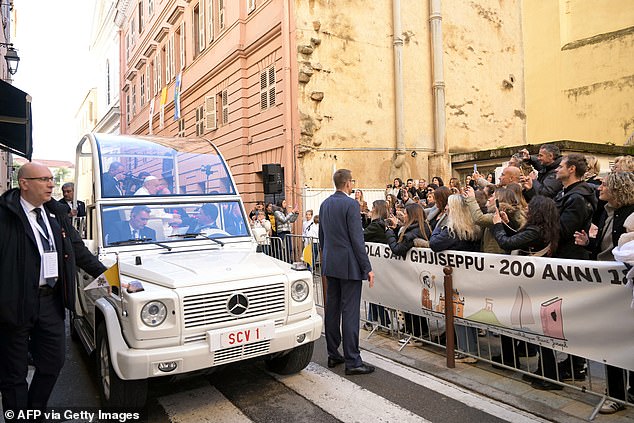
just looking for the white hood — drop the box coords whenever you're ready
[117,249,290,288]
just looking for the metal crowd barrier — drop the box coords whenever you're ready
[259,239,634,420]
[357,267,633,420]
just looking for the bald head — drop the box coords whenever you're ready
[18,162,55,206]
[499,166,521,186]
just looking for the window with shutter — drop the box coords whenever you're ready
[260,65,276,110]
[146,66,151,101]
[219,0,225,31]
[205,95,217,131]
[193,4,201,57]
[168,35,175,81]
[268,66,276,106]
[221,90,228,124]
[126,94,131,124]
[131,85,136,116]
[156,54,162,89]
[199,0,206,53]
[138,1,144,33]
[164,44,170,83]
[180,23,186,70]
[153,57,159,95]
[178,118,185,137]
[140,74,145,107]
[208,0,214,42]
[196,105,205,135]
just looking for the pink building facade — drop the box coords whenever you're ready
[119,0,298,207]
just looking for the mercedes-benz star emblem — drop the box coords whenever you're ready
[227,293,249,316]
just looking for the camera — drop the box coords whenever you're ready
[121,173,144,194]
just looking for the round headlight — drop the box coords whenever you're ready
[140,301,167,327]
[291,280,310,302]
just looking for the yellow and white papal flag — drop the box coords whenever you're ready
[84,261,121,291]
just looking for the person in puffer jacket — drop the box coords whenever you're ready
[553,153,598,259]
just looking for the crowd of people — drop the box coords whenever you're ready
[357,146,634,414]
[244,148,634,413]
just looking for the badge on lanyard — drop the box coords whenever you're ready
[43,251,59,278]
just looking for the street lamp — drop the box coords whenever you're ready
[0,43,20,75]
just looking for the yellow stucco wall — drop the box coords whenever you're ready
[294,0,525,187]
[294,0,433,188]
[524,0,634,146]
[443,0,525,153]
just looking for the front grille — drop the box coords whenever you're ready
[213,340,271,365]
[183,282,286,329]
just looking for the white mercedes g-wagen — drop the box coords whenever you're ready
[71,134,322,408]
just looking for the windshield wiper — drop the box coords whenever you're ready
[169,232,225,246]
[109,238,172,251]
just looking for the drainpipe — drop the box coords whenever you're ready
[429,0,447,154]
[282,0,298,206]
[392,0,406,168]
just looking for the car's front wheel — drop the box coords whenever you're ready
[96,323,148,408]
[265,341,314,375]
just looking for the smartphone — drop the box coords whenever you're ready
[473,164,478,173]
[495,199,500,209]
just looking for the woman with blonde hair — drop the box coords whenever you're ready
[505,182,528,212]
[430,194,481,362]
[355,189,370,227]
[584,155,601,187]
[613,155,634,172]
[430,194,481,252]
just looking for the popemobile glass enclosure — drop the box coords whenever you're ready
[75,133,250,249]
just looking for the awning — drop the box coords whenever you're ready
[0,79,32,160]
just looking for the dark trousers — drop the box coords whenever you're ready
[325,277,363,369]
[0,290,66,414]
[606,365,633,401]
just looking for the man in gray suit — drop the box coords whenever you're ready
[319,169,375,375]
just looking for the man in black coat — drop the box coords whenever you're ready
[529,153,597,390]
[0,162,106,416]
[520,144,564,201]
[553,153,597,260]
[58,182,86,217]
[102,161,125,197]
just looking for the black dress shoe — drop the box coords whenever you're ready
[345,363,375,375]
[531,379,563,391]
[327,356,345,368]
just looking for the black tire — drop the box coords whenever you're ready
[96,323,148,408]
[265,341,314,375]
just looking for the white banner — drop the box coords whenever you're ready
[363,243,634,371]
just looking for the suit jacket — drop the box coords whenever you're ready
[318,190,372,280]
[102,173,123,197]
[107,220,156,244]
[0,189,106,325]
[58,198,86,217]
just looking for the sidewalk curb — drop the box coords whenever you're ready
[360,335,609,423]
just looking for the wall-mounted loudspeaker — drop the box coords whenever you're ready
[262,163,283,194]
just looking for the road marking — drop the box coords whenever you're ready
[362,351,550,423]
[158,385,252,423]
[273,362,430,422]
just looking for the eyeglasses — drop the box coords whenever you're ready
[23,177,55,182]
